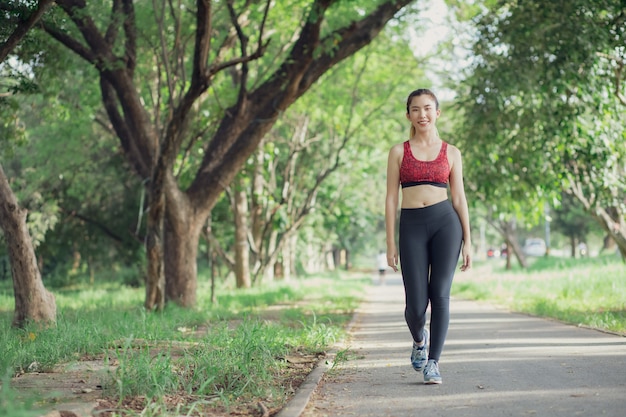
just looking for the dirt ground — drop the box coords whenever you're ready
[9,349,319,417]
[11,359,112,417]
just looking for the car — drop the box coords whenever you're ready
[522,238,547,257]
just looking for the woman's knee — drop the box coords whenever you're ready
[429,295,450,311]
[405,306,426,327]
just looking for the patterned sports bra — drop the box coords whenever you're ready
[399,140,450,189]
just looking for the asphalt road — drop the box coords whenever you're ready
[280,273,626,417]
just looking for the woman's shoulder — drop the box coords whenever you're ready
[391,140,409,152]
[389,141,407,155]
[442,141,463,167]
[443,140,461,156]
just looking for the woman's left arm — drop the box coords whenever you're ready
[448,145,472,271]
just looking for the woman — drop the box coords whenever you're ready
[385,88,471,384]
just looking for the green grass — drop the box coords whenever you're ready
[0,271,368,416]
[453,254,626,334]
[4,253,623,415]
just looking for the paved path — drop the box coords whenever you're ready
[284,273,626,417]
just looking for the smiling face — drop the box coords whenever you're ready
[406,93,440,134]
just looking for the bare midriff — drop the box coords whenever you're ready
[401,185,448,208]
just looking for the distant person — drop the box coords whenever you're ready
[377,250,388,284]
[385,88,472,384]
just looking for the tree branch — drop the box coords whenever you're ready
[100,77,152,179]
[0,0,55,63]
[122,0,137,73]
[42,22,98,64]
[206,230,235,270]
[104,0,122,45]
[191,0,211,91]
[226,0,271,102]
[55,0,120,69]
[153,0,176,112]
[59,207,124,243]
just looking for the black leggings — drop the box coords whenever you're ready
[399,200,462,362]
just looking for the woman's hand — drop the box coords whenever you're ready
[387,249,398,272]
[460,243,472,271]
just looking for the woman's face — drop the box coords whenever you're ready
[406,94,440,132]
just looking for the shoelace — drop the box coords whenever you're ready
[425,362,439,376]
[413,342,426,351]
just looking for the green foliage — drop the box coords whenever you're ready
[0,98,26,157]
[551,193,598,251]
[0,39,39,158]
[1,45,146,281]
[454,0,626,227]
[211,17,430,277]
[291,27,429,258]
[1,0,426,287]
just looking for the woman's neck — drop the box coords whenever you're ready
[411,131,439,144]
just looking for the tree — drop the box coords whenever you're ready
[209,0,417,285]
[6,0,418,308]
[552,193,594,257]
[212,30,422,285]
[10,81,148,285]
[454,0,626,261]
[0,0,57,327]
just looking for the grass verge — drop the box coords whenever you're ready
[452,254,626,335]
[0,271,369,416]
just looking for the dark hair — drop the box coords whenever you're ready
[405,88,439,114]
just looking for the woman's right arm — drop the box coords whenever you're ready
[385,145,401,271]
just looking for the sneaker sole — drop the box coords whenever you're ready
[424,379,442,385]
[413,364,426,372]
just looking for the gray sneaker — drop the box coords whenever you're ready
[423,359,442,384]
[410,328,429,372]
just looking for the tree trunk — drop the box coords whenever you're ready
[592,207,626,260]
[602,234,616,253]
[499,219,528,269]
[163,219,201,306]
[203,216,217,304]
[565,181,626,260]
[233,187,251,289]
[0,164,56,328]
[265,230,278,282]
[144,185,165,311]
[163,185,203,306]
[288,233,297,278]
[281,233,297,282]
[251,147,265,268]
[332,247,341,270]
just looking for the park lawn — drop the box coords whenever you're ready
[0,271,369,417]
[452,254,626,335]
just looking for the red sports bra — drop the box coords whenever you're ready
[399,140,450,188]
